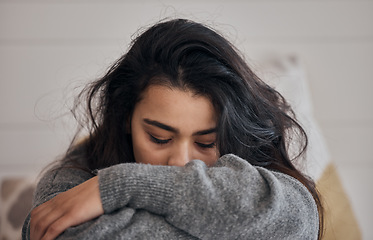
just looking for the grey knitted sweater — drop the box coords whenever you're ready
[23,153,319,239]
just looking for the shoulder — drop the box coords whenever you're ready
[33,146,93,207]
[216,154,319,238]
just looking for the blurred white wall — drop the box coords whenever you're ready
[1,0,372,238]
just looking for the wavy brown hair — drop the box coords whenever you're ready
[65,18,323,238]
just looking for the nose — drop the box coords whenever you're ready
[167,142,194,167]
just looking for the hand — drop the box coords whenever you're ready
[30,176,104,240]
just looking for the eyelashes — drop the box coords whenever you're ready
[148,134,215,149]
[149,134,171,145]
[196,142,216,149]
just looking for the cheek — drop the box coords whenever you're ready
[199,150,219,166]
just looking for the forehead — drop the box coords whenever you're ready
[134,85,217,130]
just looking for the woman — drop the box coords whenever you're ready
[23,19,322,239]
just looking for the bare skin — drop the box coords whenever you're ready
[30,176,102,240]
[131,85,219,166]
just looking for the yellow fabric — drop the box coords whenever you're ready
[317,163,361,240]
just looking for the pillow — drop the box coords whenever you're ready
[0,177,36,240]
[256,54,361,239]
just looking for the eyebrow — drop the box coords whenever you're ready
[143,118,216,136]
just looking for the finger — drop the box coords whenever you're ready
[41,212,77,240]
[30,207,51,240]
[30,202,63,240]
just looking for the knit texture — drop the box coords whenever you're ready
[22,153,319,239]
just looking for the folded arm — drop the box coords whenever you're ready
[22,165,195,240]
[23,154,318,240]
[98,154,319,239]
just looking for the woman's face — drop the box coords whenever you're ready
[130,85,219,166]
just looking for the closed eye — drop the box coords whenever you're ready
[149,134,171,145]
[196,142,216,149]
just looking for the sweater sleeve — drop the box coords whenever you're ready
[22,163,197,240]
[98,154,319,239]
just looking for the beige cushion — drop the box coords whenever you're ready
[317,163,362,240]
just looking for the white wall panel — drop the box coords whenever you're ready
[1,2,372,41]
[338,165,373,240]
[0,126,69,166]
[0,45,123,124]
[242,42,373,123]
[322,125,373,165]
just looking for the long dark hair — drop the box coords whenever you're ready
[66,18,322,238]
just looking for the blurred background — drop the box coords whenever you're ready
[0,0,372,239]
